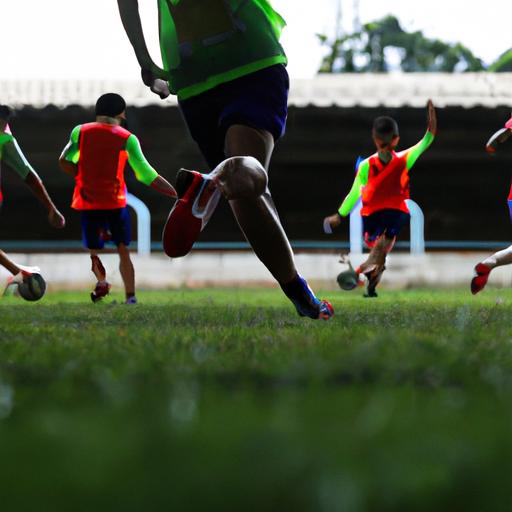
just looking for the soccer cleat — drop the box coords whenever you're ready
[90,281,111,303]
[281,274,334,320]
[163,169,221,258]
[125,296,137,305]
[471,263,492,295]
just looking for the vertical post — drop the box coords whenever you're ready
[406,199,425,254]
[349,199,363,254]
[127,193,151,256]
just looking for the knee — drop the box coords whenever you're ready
[215,156,268,200]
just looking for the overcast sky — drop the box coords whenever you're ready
[1,0,510,80]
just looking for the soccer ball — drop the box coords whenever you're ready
[17,273,47,302]
[337,269,359,291]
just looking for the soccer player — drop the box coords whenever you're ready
[59,93,176,304]
[116,0,333,320]
[471,114,512,294]
[0,105,65,285]
[324,100,437,297]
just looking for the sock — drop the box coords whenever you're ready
[280,273,318,307]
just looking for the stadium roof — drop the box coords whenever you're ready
[1,73,511,109]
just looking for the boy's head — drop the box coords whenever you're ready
[95,93,126,123]
[0,105,13,130]
[372,116,399,151]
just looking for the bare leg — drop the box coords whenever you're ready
[482,245,512,269]
[357,235,396,277]
[210,124,296,283]
[0,250,21,276]
[117,243,135,298]
[90,251,106,281]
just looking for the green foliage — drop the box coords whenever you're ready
[2,288,512,510]
[318,15,485,73]
[489,48,512,72]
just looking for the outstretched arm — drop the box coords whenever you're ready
[3,139,65,228]
[126,135,177,198]
[405,99,436,170]
[323,159,369,233]
[117,0,171,99]
[486,122,512,155]
[24,173,66,228]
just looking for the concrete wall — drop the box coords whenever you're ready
[1,251,511,292]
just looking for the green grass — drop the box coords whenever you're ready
[2,287,512,511]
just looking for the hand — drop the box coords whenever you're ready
[141,69,170,99]
[426,99,437,135]
[48,208,66,229]
[486,144,497,156]
[323,213,342,234]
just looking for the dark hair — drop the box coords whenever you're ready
[373,116,399,140]
[95,93,126,118]
[0,105,13,122]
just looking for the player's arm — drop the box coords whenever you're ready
[126,134,177,198]
[323,159,369,233]
[3,138,65,229]
[58,125,81,177]
[117,0,171,99]
[405,99,436,170]
[486,117,512,155]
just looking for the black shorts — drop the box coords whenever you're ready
[178,64,289,169]
[363,209,410,246]
[81,208,131,250]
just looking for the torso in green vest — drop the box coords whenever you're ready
[158,0,288,100]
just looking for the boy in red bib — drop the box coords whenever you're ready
[471,113,512,294]
[59,93,176,303]
[324,100,437,297]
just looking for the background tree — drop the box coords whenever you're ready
[318,15,485,73]
[489,49,512,72]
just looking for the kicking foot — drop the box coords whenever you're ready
[364,266,385,298]
[125,296,137,305]
[91,281,111,303]
[281,274,334,320]
[162,169,221,258]
[471,263,492,295]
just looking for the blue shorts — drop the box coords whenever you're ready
[178,64,289,169]
[81,208,131,250]
[363,209,410,246]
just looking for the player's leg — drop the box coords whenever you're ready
[117,244,136,304]
[110,207,136,304]
[0,250,21,275]
[471,246,512,294]
[472,201,512,294]
[213,124,332,319]
[82,211,110,302]
[357,210,407,297]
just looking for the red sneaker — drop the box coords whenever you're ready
[471,263,491,295]
[163,169,220,258]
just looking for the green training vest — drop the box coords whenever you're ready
[157,0,288,100]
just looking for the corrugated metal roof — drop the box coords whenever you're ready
[1,73,511,108]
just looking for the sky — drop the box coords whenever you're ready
[0,0,510,81]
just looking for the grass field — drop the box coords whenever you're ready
[2,287,512,511]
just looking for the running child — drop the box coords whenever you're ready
[59,93,176,303]
[116,0,333,320]
[471,113,512,294]
[0,105,65,286]
[324,100,437,297]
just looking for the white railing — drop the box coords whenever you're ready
[349,199,425,255]
[127,194,151,256]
